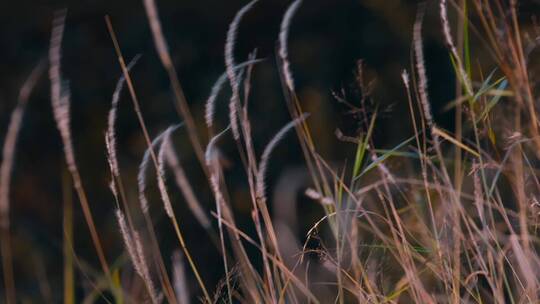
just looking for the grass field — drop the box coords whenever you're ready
[2,0,540,303]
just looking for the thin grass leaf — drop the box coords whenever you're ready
[352,111,377,179]
[355,135,415,179]
[432,126,480,157]
[476,79,508,123]
[471,69,499,102]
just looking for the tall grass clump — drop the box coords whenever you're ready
[3,0,540,303]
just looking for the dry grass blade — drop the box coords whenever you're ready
[63,172,74,304]
[432,126,480,157]
[142,0,172,68]
[49,9,110,276]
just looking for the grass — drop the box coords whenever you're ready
[2,0,540,303]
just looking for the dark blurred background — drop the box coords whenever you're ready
[3,0,537,301]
